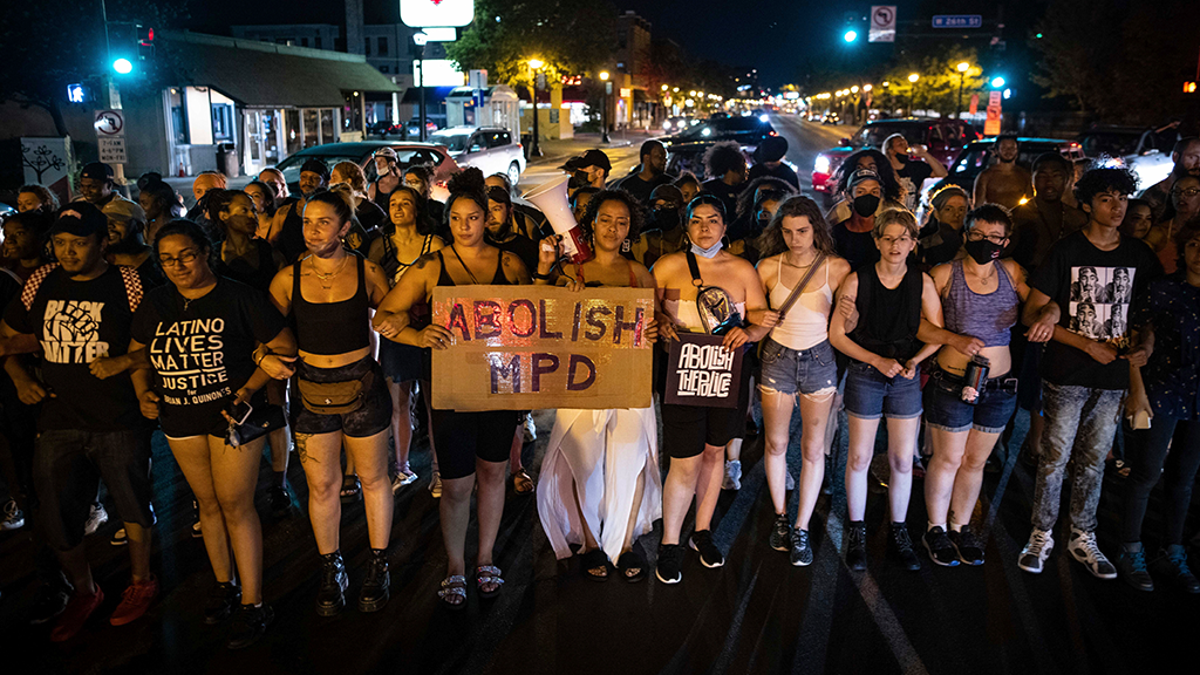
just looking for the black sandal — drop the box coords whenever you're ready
[580,549,610,582]
[617,551,647,583]
[339,475,361,503]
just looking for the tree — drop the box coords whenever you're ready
[0,0,184,137]
[444,0,618,89]
[880,45,989,117]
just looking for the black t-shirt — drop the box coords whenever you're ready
[832,219,879,271]
[612,172,675,205]
[4,264,146,431]
[1031,230,1163,389]
[700,178,744,222]
[492,233,538,276]
[131,277,286,437]
[895,161,934,211]
[133,256,167,290]
[748,163,801,190]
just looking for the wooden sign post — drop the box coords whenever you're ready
[430,286,654,411]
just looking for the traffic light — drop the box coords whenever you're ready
[107,22,153,75]
[137,25,155,60]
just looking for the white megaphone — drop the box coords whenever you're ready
[523,176,592,265]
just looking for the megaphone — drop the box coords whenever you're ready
[523,176,592,265]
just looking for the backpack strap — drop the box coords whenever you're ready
[685,249,704,288]
[774,253,827,320]
[20,263,60,311]
[117,265,144,313]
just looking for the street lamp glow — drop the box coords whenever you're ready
[661,84,668,91]
[843,30,857,43]
[882,81,890,88]
[957,62,970,73]
[908,73,919,84]
[599,71,609,81]
[112,58,133,75]
[527,58,544,69]
[863,84,873,92]
[851,85,859,94]
[991,76,1006,88]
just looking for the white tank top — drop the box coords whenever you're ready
[663,297,747,333]
[768,258,832,350]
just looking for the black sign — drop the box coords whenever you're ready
[664,333,744,408]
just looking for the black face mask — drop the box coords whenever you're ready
[754,217,770,234]
[853,194,880,217]
[650,208,681,232]
[894,153,910,165]
[964,238,1004,265]
[568,170,589,190]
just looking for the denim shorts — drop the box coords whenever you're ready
[924,369,1018,434]
[294,357,392,438]
[759,338,838,398]
[843,360,923,420]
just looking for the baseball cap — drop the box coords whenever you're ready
[561,149,612,173]
[649,184,684,207]
[102,197,147,227]
[754,136,789,164]
[81,162,114,182]
[49,201,108,238]
[848,169,882,192]
[300,158,330,179]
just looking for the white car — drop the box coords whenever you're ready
[430,127,526,186]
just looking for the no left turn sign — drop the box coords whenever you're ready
[95,110,125,137]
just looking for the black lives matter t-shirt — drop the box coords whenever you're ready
[895,161,934,211]
[1031,230,1162,389]
[131,277,286,437]
[4,264,145,431]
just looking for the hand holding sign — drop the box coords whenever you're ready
[419,323,455,350]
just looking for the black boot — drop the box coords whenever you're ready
[889,522,921,571]
[316,550,348,616]
[358,549,391,612]
[846,521,867,571]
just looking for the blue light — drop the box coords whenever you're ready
[990,76,1006,89]
[112,58,133,75]
[844,30,858,43]
[67,83,85,103]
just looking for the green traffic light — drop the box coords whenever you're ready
[990,76,1006,88]
[113,58,133,75]
[844,30,858,43]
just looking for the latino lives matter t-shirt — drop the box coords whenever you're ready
[4,264,146,431]
[131,277,286,437]
[1031,230,1162,389]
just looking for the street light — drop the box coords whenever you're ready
[955,62,970,119]
[907,73,919,116]
[844,30,858,43]
[112,57,133,75]
[528,58,545,157]
[599,71,611,144]
[990,76,1006,89]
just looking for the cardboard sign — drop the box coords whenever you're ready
[664,333,744,408]
[430,286,654,411]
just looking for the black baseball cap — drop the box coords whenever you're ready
[49,201,108,238]
[561,149,612,172]
[300,158,330,179]
[80,162,114,181]
[754,136,789,163]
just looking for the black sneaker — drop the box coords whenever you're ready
[948,526,985,566]
[689,529,725,568]
[315,551,348,616]
[769,514,791,552]
[922,526,961,567]
[1162,545,1200,594]
[358,550,390,612]
[28,582,71,625]
[656,543,685,584]
[204,581,242,625]
[889,523,921,571]
[846,522,867,571]
[1115,546,1154,592]
[268,485,295,519]
[790,528,813,567]
[227,603,273,650]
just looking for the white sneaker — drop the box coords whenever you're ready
[1,500,24,531]
[722,460,742,491]
[84,502,108,535]
[785,471,795,491]
[1018,528,1054,573]
[1067,528,1117,579]
[522,414,537,443]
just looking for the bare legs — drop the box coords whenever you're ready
[846,415,921,523]
[662,444,724,545]
[296,429,393,554]
[926,428,1000,529]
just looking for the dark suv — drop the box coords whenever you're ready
[811,117,980,199]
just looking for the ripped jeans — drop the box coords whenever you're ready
[1030,382,1122,533]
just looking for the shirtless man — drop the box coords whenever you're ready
[973,135,1031,211]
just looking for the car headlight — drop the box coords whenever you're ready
[702,128,712,137]
[663,121,672,130]
[814,155,831,174]
[759,114,769,123]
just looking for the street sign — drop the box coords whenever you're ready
[98,137,128,164]
[869,6,896,43]
[94,109,125,137]
[401,0,474,28]
[932,15,983,29]
[988,91,1002,107]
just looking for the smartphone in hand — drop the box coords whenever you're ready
[227,400,253,426]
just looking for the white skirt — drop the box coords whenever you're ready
[536,407,662,562]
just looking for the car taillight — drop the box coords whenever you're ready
[814,155,831,174]
[769,131,778,136]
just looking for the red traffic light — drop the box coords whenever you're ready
[138,26,154,46]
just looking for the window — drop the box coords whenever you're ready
[211,104,234,142]
[378,37,388,55]
[301,37,308,47]
[488,132,512,148]
[315,36,322,49]
[364,38,371,55]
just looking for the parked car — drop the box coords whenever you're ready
[367,121,404,138]
[662,116,695,133]
[272,141,459,200]
[430,127,526,186]
[405,114,447,137]
[663,115,777,147]
[821,111,841,125]
[811,117,981,200]
[1075,125,1176,195]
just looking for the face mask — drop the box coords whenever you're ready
[651,208,681,232]
[853,194,880,218]
[964,238,1004,265]
[754,217,770,234]
[568,170,589,189]
[894,153,909,164]
[690,240,724,259]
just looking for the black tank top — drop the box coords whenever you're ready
[370,179,393,213]
[291,253,371,355]
[217,238,276,292]
[278,198,307,265]
[435,247,510,287]
[849,263,924,361]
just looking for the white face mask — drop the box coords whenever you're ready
[690,240,723,259]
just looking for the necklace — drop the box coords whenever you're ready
[310,255,349,289]
[966,263,997,286]
[782,250,818,268]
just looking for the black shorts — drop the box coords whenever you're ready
[660,359,752,459]
[161,389,271,439]
[431,409,517,480]
[34,429,155,552]
[293,357,392,438]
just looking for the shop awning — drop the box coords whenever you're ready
[159,31,401,109]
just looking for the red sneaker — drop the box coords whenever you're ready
[109,575,158,626]
[49,587,104,642]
